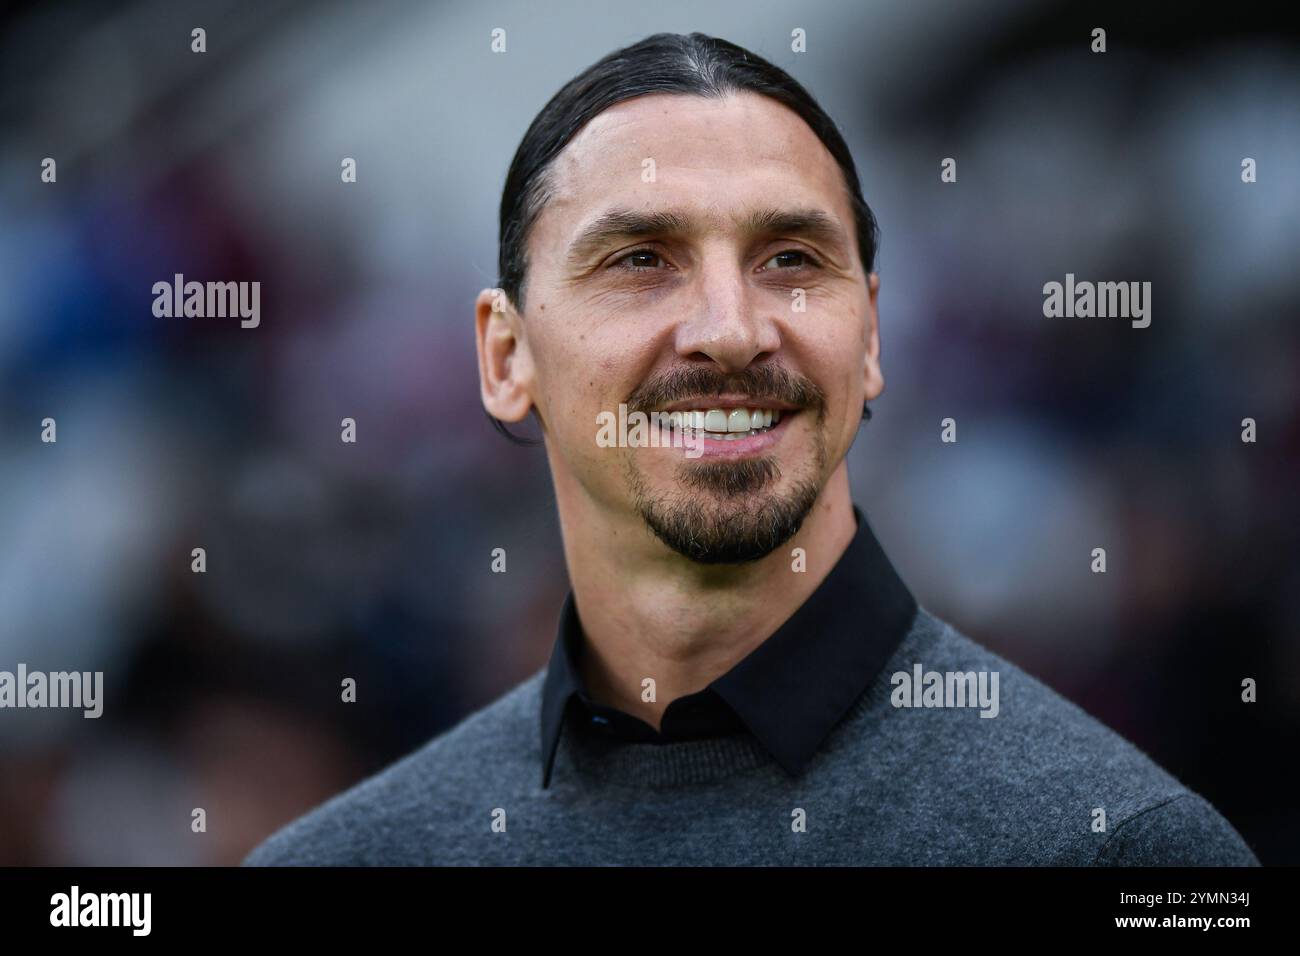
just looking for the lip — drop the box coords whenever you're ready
[653,396,801,414]
[653,409,797,458]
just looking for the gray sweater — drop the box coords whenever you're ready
[242,607,1260,865]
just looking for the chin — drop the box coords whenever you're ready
[630,470,824,565]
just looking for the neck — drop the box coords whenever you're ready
[551,463,857,729]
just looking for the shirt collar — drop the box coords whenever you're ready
[539,504,918,788]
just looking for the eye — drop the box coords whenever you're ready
[760,249,821,271]
[613,248,666,271]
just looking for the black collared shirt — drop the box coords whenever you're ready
[539,504,918,789]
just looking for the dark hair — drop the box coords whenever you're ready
[489,32,879,444]
[497,31,879,313]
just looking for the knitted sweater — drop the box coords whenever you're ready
[242,607,1259,865]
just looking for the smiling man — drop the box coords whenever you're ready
[244,32,1258,866]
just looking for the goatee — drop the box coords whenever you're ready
[629,455,822,564]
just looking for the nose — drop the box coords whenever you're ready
[673,251,782,373]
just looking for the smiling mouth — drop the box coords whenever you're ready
[656,406,784,440]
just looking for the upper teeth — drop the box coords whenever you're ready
[660,408,781,435]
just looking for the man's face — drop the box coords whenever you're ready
[486,91,883,563]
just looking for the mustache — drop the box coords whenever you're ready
[625,364,826,415]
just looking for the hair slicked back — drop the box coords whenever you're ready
[496,32,880,314]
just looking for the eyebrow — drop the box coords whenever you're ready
[565,206,852,267]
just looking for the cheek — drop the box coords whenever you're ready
[798,306,864,384]
[537,303,665,398]
[542,374,600,453]
[793,311,866,445]
[528,326,622,454]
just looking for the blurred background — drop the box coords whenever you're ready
[0,0,1296,864]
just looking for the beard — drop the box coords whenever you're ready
[620,362,831,564]
[626,442,826,565]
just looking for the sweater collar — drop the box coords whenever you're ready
[540,504,918,789]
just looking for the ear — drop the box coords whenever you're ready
[475,287,535,423]
[862,272,885,402]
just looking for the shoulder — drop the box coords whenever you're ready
[874,608,1259,865]
[241,669,545,866]
[1091,791,1259,866]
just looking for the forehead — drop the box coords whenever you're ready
[532,91,858,257]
